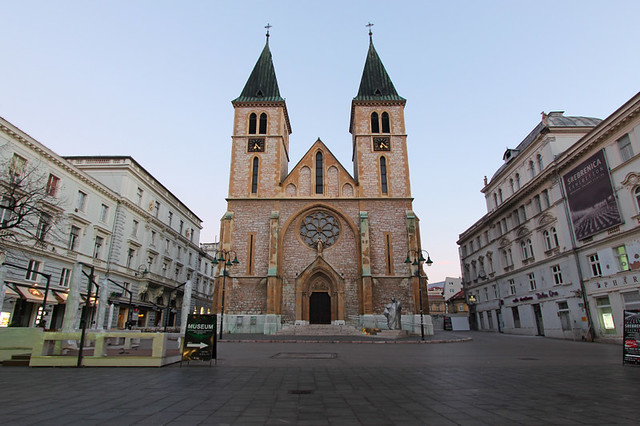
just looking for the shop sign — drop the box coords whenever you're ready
[182,314,216,363]
[592,273,640,291]
[623,309,640,366]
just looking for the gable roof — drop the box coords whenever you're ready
[283,138,357,188]
[233,40,284,103]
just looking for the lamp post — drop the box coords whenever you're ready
[212,249,239,340]
[404,249,433,341]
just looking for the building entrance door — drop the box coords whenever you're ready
[533,304,545,336]
[309,292,331,324]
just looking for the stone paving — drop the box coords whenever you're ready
[1,331,639,425]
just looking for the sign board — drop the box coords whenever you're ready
[623,309,640,366]
[562,149,622,240]
[182,314,216,362]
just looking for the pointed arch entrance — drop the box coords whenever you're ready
[295,257,345,324]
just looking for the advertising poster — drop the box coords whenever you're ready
[182,314,216,363]
[562,149,622,240]
[623,309,640,366]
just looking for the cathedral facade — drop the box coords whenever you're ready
[214,35,431,335]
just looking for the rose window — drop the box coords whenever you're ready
[299,211,340,248]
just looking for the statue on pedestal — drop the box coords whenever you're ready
[384,297,402,330]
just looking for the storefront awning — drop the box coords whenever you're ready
[5,282,61,305]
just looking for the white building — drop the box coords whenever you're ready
[0,117,213,330]
[458,91,640,341]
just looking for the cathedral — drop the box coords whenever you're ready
[214,31,432,335]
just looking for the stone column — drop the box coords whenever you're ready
[107,303,115,330]
[266,211,280,315]
[95,277,109,329]
[180,279,192,335]
[359,212,373,314]
[62,263,83,331]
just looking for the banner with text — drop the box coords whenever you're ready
[562,149,622,240]
[623,309,640,366]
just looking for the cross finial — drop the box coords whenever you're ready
[265,23,272,41]
[366,22,374,41]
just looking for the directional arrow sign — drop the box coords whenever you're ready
[186,342,208,349]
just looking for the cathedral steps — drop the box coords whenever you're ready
[274,324,364,336]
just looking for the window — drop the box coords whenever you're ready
[617,133,633,162]
[616,246,630,272]
[526,239,533,259]
[497,221,503,236]
[493,193,498,208]
[589,253,602,277]
[528,273,537,291]
[179,220,184,235]
[76,191,87,212]
[9,154,27,177]
[519,206,527,222]
[251,157,259,194]
[59,268,71,287]
[498,189,503,203]
[36,213,51,241]
[509,279,516,295]
[248,113,257,134]
[100,204,109,222]
[557,301,571,331]
[509,178,514,193]
[537,154,544,172]
[189,252,193,266]
[168,211,173,227]
[93,236,104,259]
[515,173,521,189]
[381,112,390,133]
[543,227,559,251]
[512,307,521,328]
[380,157,388,194]
[259,113,267,134]
[136,187,144,206]
[484,287,489,301]
[492,285,497,299]
[635,187,640,211]
[371,112,380,133]
[533,195,542,214]
[25,260,41,281]
[315,152,323,194]
[154,201,160,218]
[622,291,640,310]
[384,233,393,275]
[596,296,616,333]
[165,239,170,252]
[542,189,550,209]
[151,230,156,245]
[132,220,139,237]
[513,210,520,226]
[147,255,155,269]
[0,196,13,226]
[552,265,564,285]
[126,248,135,268]
[470,240,475,252]
[68,226,80,251]
[46,174,60,197]
[162,262,168,276]
[247,233,255,275]
[529,160,536,178]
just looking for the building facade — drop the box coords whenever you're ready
[0,118,212,330]
[458,92,640,341]
[213,35,431,335]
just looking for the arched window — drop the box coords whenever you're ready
[493,193,498,207]
[529,160,536,178]
[515,173,521,189]
[498,189,503,203]
[251,157,259,194]
[259,113,267,134]
[380,156,388,194]
[635,187,640,211]
[315,152,323,194]
[371,112,380,133]
[248,113,257,134]
[543,227,559,250]
[381,112,390,133]
[537,154,544,172]
[521,241,528,259]
[509,179,514,193]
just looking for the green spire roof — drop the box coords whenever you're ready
[233,40,284,103]
[354,39,404,102]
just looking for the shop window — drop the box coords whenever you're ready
[557,301,571,331]
[596,296,616,334]
[512,307,521,328]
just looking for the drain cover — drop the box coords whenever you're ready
[288,390,314,395]
[272,352,337,359]
[518,357,539,360]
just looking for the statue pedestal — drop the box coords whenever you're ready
[413,314,434,336]
[376,330,408,339]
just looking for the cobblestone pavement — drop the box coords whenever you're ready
[1,332,639,425]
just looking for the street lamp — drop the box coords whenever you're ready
[404,249,433,340]
[212,249,239,339]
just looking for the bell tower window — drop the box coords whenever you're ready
[371,112,380,133]
[251,157,259,194]
[249,113,257,134]
[381,112,390,133]
[315,152,324,194]
[259,113,267,134]
[380,156,388,194]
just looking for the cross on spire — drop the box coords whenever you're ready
[366,22,374,41]
[265,23,272,42]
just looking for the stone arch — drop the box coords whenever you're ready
[286,183,297,196]
[342,183,354,197]
[295,257,345,323]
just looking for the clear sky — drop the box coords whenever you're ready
[2,1,639,282]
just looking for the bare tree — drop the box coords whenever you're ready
[0,153,65,246]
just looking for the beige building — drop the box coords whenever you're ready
[458,91,640,341]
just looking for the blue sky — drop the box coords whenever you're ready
[2,1,639,282]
